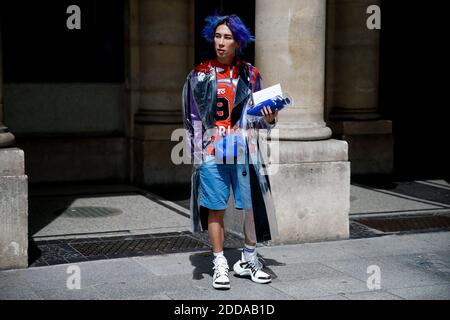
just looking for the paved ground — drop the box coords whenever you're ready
[27,179,450,240]
[1,231,449,300]
[1,178,449,300]
[28,184,191,238]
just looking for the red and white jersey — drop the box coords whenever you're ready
[213,59,239,132]
[200,59,260,156]
[204,59,240,155]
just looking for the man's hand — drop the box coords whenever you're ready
[261,106,278,124]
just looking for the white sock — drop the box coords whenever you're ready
[213,251,225,260]
[243,243,256,261]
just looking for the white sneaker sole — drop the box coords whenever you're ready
[213,282,231,290]
[233,261,271,284]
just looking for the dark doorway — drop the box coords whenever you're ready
[194,0,255,66]
[0,0,124,83]
[379,1,449,180]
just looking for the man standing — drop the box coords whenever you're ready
[182,14,278,290]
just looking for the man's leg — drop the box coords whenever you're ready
[208,209,225,252]
[208,209,230,290]
[243,208,258,261]
[233,208,272,284]
[243,208,257,247]
[232,165,256,247]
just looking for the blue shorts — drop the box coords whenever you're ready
[199,156,252,211]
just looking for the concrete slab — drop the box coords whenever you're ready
[87,260,294,300]
[329,234,447,258]
[305,294,348,300]
[350,184,443,215]
[15,264,77,291]
[390,251,450,275]
[14,258,154,291]
[388,284,450,300]
[133,252,212,276]
[165,275,295,300]
[343,290,403,300]
[0,271,33,291]
[35,286,107,300]
[0,289,42,300]
[257,241,363,264]
[321,255,450,290]
[67,258,157,287]
[265,262,345,282]
[409,232,450,251]
[269,275,368,300]
[30,192,190,238]
[92,274,206,300]
[129,293,173,300]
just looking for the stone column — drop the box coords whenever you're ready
[0,24,14,148]
[251,0,350,244]
[326,0,393,176]
[0,24,28,270]
[132,0,194,188]
[257,0,333,141]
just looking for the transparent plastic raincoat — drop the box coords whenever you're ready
[181,58,279,242]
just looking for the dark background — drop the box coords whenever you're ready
[0,0,125,82]
[379,0,449,180]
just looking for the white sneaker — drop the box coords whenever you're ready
[233,252,271,284]
[212,255,231,290]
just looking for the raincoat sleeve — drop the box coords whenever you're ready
[248,68,277,130]
[182,71,203,164]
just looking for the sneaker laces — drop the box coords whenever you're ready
[213,256,229,276]
[247,254,263,271]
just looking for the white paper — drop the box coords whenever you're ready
[252,83,282,105]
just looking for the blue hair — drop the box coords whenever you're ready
[202,14,255,55]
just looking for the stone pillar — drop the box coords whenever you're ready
[250,0,350,244]
[0,24,14,148]
[326,0,393,176]
[257,1,332,141]
[0,24,28,270]
[132,0,193,188]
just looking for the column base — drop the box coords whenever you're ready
[226,139,350,244]
[270,139,350,244]
[328,120,393,176]
[0,148,28,270]
[0,125,15,147]
[276,122,332,141]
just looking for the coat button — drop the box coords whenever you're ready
[242,171,247,176]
